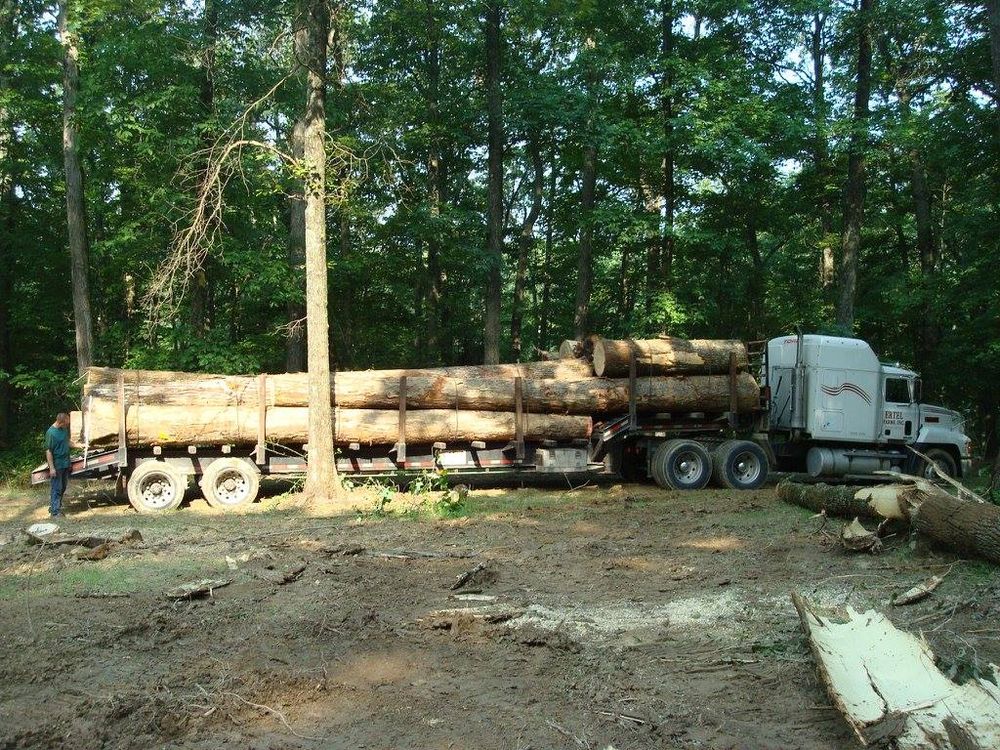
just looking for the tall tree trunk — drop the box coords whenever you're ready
[0,0,14,445]
[191,0,217,337]
[286,10,310,372]
[301,0,337,497]
[835,0,874,330]
[538,148,556,345]
[660,0,675,285]
[58,0,94,373]
[989,0,1000,108]
[286,116,307,372]
[812,13,835,287]
[511,138,543,361]
[573,142,597,339]
[483,1,504,364]
[425,0,443,362]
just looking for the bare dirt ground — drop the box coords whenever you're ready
[1,479,998,750]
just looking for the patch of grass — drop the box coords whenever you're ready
[0,553,222,600]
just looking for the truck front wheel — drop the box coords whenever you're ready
[650,440,712,491]
[200,458,261,510]
[712,440,769,490]
[127,462,186,513]
[918,448,957,479]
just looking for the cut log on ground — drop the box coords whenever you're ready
[775,481,908,520]
[779,480,1000,565]
[792,592,1000,749]
[72,405,592,448]
[81,369,760,417]
[912,488,1000,565]
[592,337,748,377]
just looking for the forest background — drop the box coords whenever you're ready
[1,0,997,479]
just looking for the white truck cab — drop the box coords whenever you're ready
[766,334,972,478]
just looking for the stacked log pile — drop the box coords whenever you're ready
[72,335,758,449]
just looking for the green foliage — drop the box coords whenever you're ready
[1,0,998,478]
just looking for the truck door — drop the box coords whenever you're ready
[881,377,918,442]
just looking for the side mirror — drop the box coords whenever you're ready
[913,379,922,404]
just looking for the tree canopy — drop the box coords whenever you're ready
[1,0,998,467]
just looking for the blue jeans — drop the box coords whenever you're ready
[50,468,71,516]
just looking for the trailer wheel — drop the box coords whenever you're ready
[918,448,957,479]
[650,440,712,491]
[127,462,186,513]
[712,440,768,490]
[200,458,261,510]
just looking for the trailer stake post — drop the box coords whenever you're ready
[256,373,267,465]
[628,343,638,430]
[514,377,525,462]
[728,352,739,428]
[116,372,127,468]
[395,376,407,466]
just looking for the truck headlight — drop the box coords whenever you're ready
[965,439,973,457]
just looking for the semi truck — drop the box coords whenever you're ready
[31,334,972,512]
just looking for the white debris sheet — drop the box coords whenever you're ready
[792,592,1000,749]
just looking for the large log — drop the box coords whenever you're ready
[558,340,582,358]
[592,337,748,377]
[84,358,594,389]
[775,481,907,520]
[778,481,1000,564]
[912,488,1000,565]
[72,404,592,449]
[82,369,760,415]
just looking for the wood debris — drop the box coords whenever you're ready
[892,573,947,607]
[840,517,881,553]
[792,592,1000,749]
[165,578,232,600]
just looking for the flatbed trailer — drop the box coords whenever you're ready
[31,351,770,512]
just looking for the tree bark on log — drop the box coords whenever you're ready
[558,340,582,359]
[72,406,591,448]
[84,360,595,389]
[778,481,1000,564]
[592,337,748,377]
[83,369,759,416]
[912,490,1000,565]
[776,481,882,519]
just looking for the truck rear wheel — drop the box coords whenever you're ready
[200,458,261,510]
[127,461,186,513]
[650,439,712,491]
[712,440,768,490]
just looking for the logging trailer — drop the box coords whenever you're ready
[30,334,972,513]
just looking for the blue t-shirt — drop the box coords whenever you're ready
[45,426,71,470]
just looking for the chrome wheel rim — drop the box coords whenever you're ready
[673,450,705,485]
[213,468,250,505]
[732,451,762,485]
[138,473,175,509]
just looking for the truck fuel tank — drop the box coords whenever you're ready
[806,446,899,478]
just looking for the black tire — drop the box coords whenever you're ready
[918,447,958,479]
[650,439,712,490]
[127,461,186,514]
[200,458,261,510]
[712,440,769,490]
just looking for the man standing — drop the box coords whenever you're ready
[45,413,72,517]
